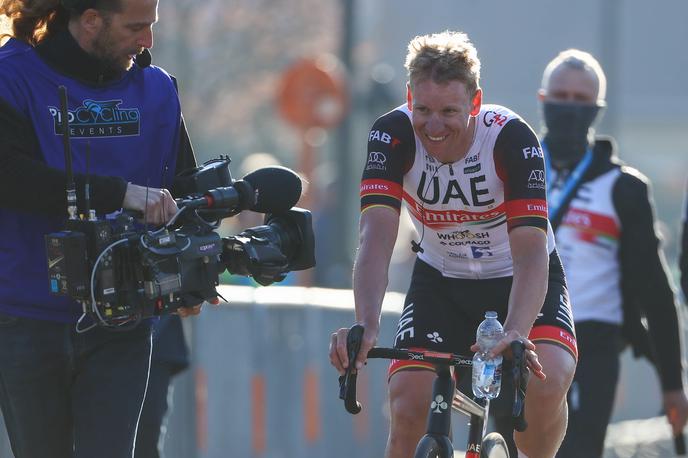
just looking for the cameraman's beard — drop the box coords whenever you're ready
[542,101,604,170]
[91,32,135,74]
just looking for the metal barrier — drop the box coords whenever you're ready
[163,285,404,458]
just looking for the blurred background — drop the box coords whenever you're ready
[150,0,688,287]
[1,0,688,456]
[152,0,688,454]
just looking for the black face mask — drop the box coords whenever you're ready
[542,101,604,169]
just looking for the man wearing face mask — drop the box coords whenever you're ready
[539,49,688,458]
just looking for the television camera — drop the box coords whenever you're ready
[45,87,315,329]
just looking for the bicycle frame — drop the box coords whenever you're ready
[339,324,529,458]
[418,362,491,458]
[452,380,493,457]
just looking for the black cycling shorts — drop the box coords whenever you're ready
[389,250,577,377]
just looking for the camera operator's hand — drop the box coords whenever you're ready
[176,297,219,318]
[122,183,178,225]
[176,304,202,317]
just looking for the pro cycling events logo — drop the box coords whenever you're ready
[49,99,141,138]
[471,246,493,258]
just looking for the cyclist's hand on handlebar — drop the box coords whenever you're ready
[470,330,546,380]
[329,324,378,375]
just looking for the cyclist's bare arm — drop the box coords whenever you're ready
[504,226,548,336]
[330,206,400,374]
[491,225,547,378]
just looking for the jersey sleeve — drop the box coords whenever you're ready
[360,109,415,214]
[615,169,683,391]
[493,118,548,233]
[0,93,128,216]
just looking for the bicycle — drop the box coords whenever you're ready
[338,324,529,458]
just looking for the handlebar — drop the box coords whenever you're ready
[338,324,530,431]
[367,347,474,368]
[509,339,529,432]
[337,324,364,414]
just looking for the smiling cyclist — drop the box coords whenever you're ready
[329,30,577,458]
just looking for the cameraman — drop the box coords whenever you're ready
[0,1,200,457]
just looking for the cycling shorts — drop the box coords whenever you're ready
[389,250,577,378]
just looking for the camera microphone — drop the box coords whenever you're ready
[242,166,302,213]
[201,180,255,211]
[176,166,302,214]
[135,49,152,68]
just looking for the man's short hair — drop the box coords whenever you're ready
[541,49,607,101]
[404,30,481,96]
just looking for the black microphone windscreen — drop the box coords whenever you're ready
[242,166,302,213]
[135,49,152,68]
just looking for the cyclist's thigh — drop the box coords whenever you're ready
[388,369,438,413]
[492,253,576,453]
[387,371,440,454]
[392,259,475,358]
[529,252,578,361]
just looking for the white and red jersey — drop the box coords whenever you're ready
[549,138,683,391]
[360,103,554,279]
[554,168,623,324]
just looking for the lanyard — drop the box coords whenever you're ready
[543,142,594,224]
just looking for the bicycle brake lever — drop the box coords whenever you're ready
[338,324,364,414]
[510,340,530,432]
[347,324,364,365]
[675,432,686,455]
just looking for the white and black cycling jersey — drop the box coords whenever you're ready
[361,103,554,279]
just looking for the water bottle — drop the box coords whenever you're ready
[471,311,504,399]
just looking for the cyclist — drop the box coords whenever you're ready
[329,30,577,458]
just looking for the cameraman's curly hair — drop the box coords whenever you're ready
[0,0,121,46]
[0,0,68,45]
